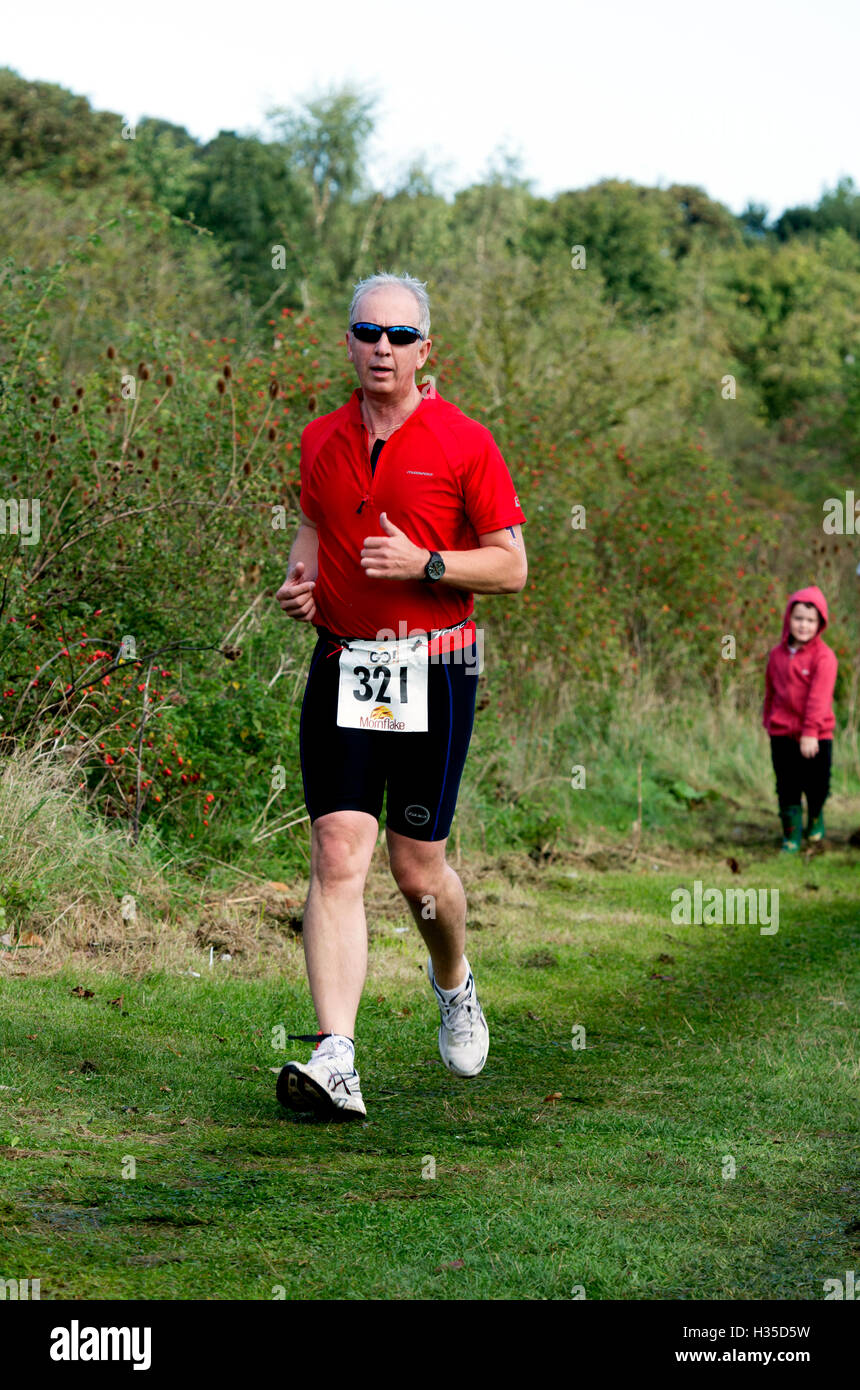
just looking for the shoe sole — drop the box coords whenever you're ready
[276,1063,366,1120]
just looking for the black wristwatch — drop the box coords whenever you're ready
[423,550,446,582]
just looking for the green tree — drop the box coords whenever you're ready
[776,177,860,241]
[188,131,308,307]
[124,116,199,216]
[0,67,125,188]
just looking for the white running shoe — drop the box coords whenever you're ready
[276,1047,366,1120]
[427,955,489,1077]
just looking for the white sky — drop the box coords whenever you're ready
[4,0,857,219]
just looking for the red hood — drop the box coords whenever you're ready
[781,585,829,645]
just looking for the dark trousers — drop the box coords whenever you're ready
[770,736,832,819]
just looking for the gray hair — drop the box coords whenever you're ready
[349,272,431,339]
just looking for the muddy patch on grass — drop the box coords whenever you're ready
[125,1250,190,1265]
[0,1146,79,1161]
[27,1203,103,1232]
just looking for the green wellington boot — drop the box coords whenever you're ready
[807,811,826,843]
[780,804,803,853]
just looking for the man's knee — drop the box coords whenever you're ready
[311,813,376,890]
[389,847,447,902]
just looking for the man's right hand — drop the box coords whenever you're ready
[275,561,317,622]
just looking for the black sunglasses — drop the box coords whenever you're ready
[350,321,424,346]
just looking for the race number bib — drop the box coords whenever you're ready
[336,637,429,732]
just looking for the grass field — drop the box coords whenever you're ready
[1,838,857,1301]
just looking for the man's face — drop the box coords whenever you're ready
[346,287,432,401]
[789,603,820,644]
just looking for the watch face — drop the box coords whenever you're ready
[427,554,445,580]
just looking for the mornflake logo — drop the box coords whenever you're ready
[50,1320,151,1371]
[359,703,406,730]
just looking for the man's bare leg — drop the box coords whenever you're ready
[385,826,467,989]
[302,810,379,1036]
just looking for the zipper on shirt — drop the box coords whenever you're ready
[354,403,419,514]
[356,425,376,513]
[355,433,383,517]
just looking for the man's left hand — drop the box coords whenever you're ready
[361,513,429,581]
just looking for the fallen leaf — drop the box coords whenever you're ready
[655,953,675,964]
[726,857,740,874]
[26,1034,38,1040]
[20,931,45,947]
[435,1259,465,1272]
[70,986,94,999]
[543,1092,562,1103]
[214,1035,227,1043]
[79,1060,98,1073]
[108,995,124,1010]
[266,881,291,893]
[159,1085,172,1093]
[649,972,675,982]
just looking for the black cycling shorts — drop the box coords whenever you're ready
[299,624,479,841]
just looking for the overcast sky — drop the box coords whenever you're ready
[4,0,856,219]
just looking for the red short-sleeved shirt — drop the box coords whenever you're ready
[299,389,526,640]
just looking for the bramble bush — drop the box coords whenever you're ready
[0,245,352,843]
[459,399,793,699]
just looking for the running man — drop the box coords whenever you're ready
[274,272,527,1119]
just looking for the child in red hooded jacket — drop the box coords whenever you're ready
[763,585,838,851]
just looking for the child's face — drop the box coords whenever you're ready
[789,603,820,644]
